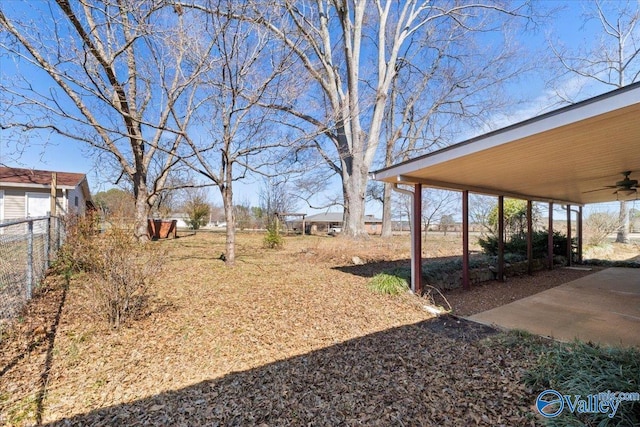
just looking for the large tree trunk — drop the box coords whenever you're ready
[222,165,236,266]
[615,200,629,243]
[132,170,150,242]
[223,193,236,266]
[342,163,369,238]
[133,195,150,242]
[380,133,395,237]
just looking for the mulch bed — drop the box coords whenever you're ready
[439,267,602,317]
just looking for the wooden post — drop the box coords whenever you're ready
[548,202,554,270]
[50,172,57,216]
[527,200,533,275]
[462,190,470,290]
[302,214,306,236]
[497,196,504,282]
[566,205,572,267]
[411,184,423,295]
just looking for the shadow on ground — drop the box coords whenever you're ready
[0,277,68,425]
[334,254,490,280]
[42,316,543,427]
[333,258,412,279]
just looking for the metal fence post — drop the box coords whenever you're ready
[27,219,33,299]
[45,216,51,270]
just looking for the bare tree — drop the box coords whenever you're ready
[259,177,298,224]
[422,190,459,236]
[470,194,498,236]
[393,189,413,233]
[210,0,531,238]
[93,188,136,221]
[175,1,295,265]
[378,14,533,237]
[0,1,211,240]
[209,203,225,225]
[439,214,456,236]
[372,185,459,237]
[585,211,620,246]
[549,0,640,244]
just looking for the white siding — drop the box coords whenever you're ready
[0,185,86,221]
[66,186,85,215]
[0,187,68,219]
[3,188,25,220]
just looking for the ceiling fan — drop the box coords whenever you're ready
[584,171,638,197]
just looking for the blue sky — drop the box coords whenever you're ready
[0,0,636,216]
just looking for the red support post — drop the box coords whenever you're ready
[566,205,572,267]
[527,200,533,275]
[462,190,470,290]
[411,184,423,295]
[497,196,504,282]
[548,203,554,270]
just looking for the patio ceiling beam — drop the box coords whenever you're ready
[396,175,583,206]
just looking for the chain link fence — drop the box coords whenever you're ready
[0,216,64,321]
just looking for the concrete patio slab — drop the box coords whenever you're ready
[468,268,640,347]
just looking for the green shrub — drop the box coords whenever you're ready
[478,230,569,258]
[503,252,527,263]
[368,270,409,295]
[524,341,640,426]
[582,259,640,268]
[263,222,283,249]
[422,256,493,272]
[187,203,209,229]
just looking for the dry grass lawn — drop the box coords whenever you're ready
[0,231,601,426]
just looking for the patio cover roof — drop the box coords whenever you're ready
[372,82,640,206]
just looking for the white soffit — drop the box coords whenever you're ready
[372,83,640,205]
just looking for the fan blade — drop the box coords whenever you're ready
[582,188,608,194]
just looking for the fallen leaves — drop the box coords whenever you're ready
[0,233,585,426]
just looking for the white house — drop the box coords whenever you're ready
[0,167,93,222]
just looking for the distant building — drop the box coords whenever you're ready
[0,167,93,222]
[166,213,190,228]
[304,212,382,235]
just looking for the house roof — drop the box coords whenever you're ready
[372,82,640,206]
[0,167,86,189]
[305,213,343,223]
[305,212,382,223]
[0,166,93,204]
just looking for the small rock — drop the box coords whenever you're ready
[352,256,364,265]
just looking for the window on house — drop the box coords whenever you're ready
[75,196,79,207]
